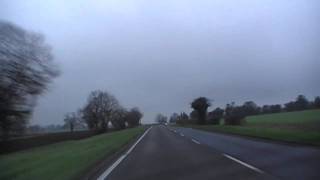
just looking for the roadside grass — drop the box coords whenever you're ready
[192,125,320,146]
[0,127,145,180]
[180,109,320,146]
[245,110,320,131]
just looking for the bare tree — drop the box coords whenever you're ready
[82,90,120,132]
[64,112,82,132]
[315,96,320,108]
[110,108,127,130]
[169,113,179,124]
[176,112,189,125]
[155,114,167,124]
[0,21,59,139]
[126,107,143,128]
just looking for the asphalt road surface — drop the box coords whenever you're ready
[172,127,320,180]
[105,125,279,180]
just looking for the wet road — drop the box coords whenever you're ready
[105,125,277,180]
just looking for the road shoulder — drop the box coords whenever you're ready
[78,127,149,180]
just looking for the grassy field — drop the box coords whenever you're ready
[0,130,98,154]
[245,110,320,131]
[186,109,320,146]
[0,127,145,180]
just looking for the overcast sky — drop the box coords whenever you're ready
[1,0,319,125]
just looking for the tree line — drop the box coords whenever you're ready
[0,21,143,140]
[64,90,143,133]
[0,21,59,140]
[168,95,320,126]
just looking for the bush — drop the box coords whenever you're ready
[224,103,246,125]
[207,108,224,125]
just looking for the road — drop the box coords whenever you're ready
[173,127,320,180]
[103,125,279,180]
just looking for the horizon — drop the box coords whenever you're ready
[1,0,319,125]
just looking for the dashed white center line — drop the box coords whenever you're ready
[191,139,200,144]
[223,154,264,174]
[180,133,184,137]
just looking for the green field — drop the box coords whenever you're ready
[187,109,320,146]
[245,110,320,131]
[0,127,145,180]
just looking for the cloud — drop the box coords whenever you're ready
[1,0,319,124]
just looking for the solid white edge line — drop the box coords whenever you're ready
[97,126,153,180]
[191,139,200,144]
[223,154,264,174]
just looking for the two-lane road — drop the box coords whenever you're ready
[104,126,277,180]
[173,127,320,180]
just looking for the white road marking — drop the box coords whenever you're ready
[191,139,200,144]
[174,130,177,133]
[223,154,264,174]
[180,133,184,137]
[97,127,153,180]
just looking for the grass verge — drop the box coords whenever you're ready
[191,125,320,146]
[178,110,320,146]
[0,127,145,180]
[245,110,320,131]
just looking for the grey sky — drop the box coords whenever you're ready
[1,0,319,125]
